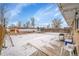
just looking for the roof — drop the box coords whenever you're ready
[58,3,79,26]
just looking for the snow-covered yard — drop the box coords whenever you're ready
[1,32,63,56]
[5,32,60,47]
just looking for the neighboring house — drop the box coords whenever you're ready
[58,3,79,55]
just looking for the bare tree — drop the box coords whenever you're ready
[17,21,21,28]
[26,21,30,28]
[0,4,8,28]
[47,24,50,29]
[23,24,26,28]
[0,4,10,53]
[52,18,62,28]
[31,17,35,28]
[0,4,4,26]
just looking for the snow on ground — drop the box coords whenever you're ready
[8,32,60,47]
[1,44,37,56]
[1,32,61,56]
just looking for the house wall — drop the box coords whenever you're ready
[72,19,79,55]
[73,33,79,55]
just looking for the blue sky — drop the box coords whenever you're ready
[5,3,68,28]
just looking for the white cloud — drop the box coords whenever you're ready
[13,21,18,26]
[53,7,61,18]
[43,23,49,25]
[6,4,31,20]
[32,4,61,27]
[7,21,18,27]
[36,23,49,27]
[55,7,59,11]
[54,12,60,17]
[33,5,54,21]
[33,4,60,22]
[35,17,40,21]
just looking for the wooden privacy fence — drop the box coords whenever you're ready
[41,28,70,33]
[0,25,5,49]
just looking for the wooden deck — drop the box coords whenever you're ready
[28,39,64,56]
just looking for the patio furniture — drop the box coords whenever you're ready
[60,44,75,56]
[64,39,73,46]
[59,33,64,41]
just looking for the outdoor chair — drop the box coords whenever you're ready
[60,43,76,56]
[64,39,73,46]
